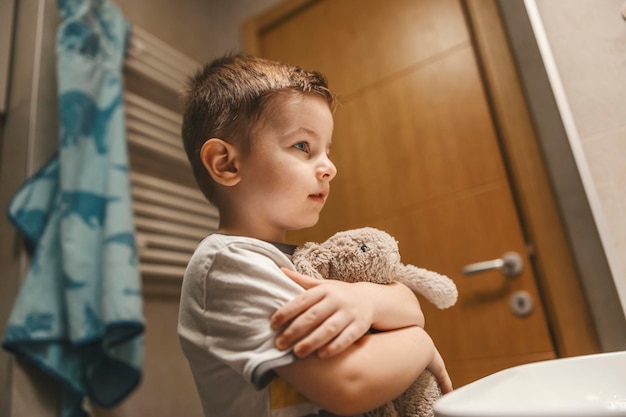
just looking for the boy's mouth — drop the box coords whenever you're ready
[309,191,328,203]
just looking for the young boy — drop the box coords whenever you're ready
[177,54,451,417]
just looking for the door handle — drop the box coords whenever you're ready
[462,252,523,277]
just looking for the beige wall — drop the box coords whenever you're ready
[1,1,60,416]
[530,0,626,318]
[117,0,282,63]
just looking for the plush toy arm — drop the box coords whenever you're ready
[398,265,458,309]
[393,370,442,417]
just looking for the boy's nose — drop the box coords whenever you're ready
[318,157,337,181]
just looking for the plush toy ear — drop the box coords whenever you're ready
[292,242,326,280]
[398,264,458,309]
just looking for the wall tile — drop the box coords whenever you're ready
[535,0,626,139]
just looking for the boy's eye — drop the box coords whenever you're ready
[294,142,310,153]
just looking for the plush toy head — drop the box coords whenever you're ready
[292,227,457,309]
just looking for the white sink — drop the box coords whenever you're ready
[435,351,626,417]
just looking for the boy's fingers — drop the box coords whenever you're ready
[316,322,363,358]
[270,281,325,329]
[430,350,454,393]
[438,370,453,394]
[275,301,332,349]
[270,269,322,329]
[281,268,321,289]
[292,314,351,358]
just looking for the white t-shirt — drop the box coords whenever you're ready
[178,233,367,417]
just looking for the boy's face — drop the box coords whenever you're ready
[236,93,336,241]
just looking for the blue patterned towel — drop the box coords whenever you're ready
[3,1,144,416]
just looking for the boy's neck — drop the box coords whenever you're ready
[215,196,288,243]
[217,224,287,244]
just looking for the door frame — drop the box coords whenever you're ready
[243,0,599,357]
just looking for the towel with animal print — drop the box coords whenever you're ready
[3,1,143,416]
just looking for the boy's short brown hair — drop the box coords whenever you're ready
[181,54,336,203]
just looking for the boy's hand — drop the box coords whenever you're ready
[271,268,376,359]
[429,347,453,394]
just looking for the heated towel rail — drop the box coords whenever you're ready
[125,26,217,284]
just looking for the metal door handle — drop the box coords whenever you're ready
[462,252,523,277]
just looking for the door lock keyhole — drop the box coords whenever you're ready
[509,290,534,318]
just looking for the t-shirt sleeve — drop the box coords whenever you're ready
[202,241,304,389]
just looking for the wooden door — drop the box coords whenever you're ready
[248,0,556,387]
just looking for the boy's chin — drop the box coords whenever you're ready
[289,218,320,231]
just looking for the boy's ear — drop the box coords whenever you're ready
[200,138,241,186]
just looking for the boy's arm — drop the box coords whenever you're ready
[274,325,452,416]
[272,268,424,358]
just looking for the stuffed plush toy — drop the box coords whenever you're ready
[292,227,458,417]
